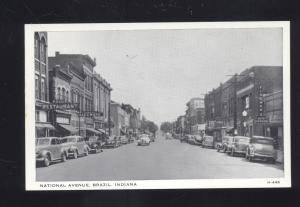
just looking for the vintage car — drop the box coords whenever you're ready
[217,136,234,153]
[193,135,203,145]
[119,136,129,145]
[165,132,173,140]
[180,134,189,143]
[137,134,151,146]
[228,136,250,156]
[149,133,155,142]
[103,136,120,148]
[245,136,276,163]
[36,137,69,167]
[202,136,214,148]
[64,136,90,159]
[86,136,104,153]
[187,135,195,144]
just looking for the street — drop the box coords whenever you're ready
[36,133,284,181]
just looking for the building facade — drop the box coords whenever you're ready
[48,65,77,136]
[93,72,112,135]
[204,66,283,142]
[48,52,99,137]
[185,97,205,134]
[34,32,55,138]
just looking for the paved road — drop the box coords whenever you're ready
[36,134,284,181]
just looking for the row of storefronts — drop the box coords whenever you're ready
[34,32,112,139]
[204,66,284,162]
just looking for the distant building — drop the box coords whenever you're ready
[93,72,112,134]
[185,97,205,134]
[110,101,130,137]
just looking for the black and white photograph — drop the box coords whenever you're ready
[25,22,291,190]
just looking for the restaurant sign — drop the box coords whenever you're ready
[37,102,80,111]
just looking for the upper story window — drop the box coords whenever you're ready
[66,91,69,102]
[41,78,46,101]
[34,33,39,59]
[35,75,39,99]
[57,87,61,100]
[40,37,46,63]
[62,88,66,102]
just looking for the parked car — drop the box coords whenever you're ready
[64,136,90,159]
[120,136,129,145]
[228,136,250,156]
[128,136,135,143]
[180,134,189,143]
[193,135,203,145]
[202,136,214,148]
[149,134,155,142]
[187,135,195,144]
[137,134,151,146]
[103,136,120,148]
[36,137,69,167]
[217,136,234,153]
[86,136,104,153]
[245,136,276,163]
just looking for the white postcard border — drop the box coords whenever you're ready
[25,21,291,190]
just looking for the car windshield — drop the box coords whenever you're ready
[205,137,213,141]
[89,137,98,142]
[36,139,50,146]
[252,139,273,145]
[235,138,249,143]
[67,138,77,143]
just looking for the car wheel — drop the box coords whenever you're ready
[61,153,67,162]
[73,151,78,159]
[231,149,235,157]
[269,158,276,164]
[84,148,89,156]
[44,155,50,167]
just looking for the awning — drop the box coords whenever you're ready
[36,123,55,130]
[96,128,105,134]
[58,124,78,134]
[86,128,101,134]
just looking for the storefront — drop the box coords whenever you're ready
[35,108,55,138]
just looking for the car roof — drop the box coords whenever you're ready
[252,136,274,140]
[64,136,83,139]
[36,137,58,139]
[234,136,250,139]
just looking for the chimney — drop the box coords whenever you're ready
[55,51,60,56]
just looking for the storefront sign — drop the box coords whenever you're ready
[38,102,80,111]
[79,111,104,118]
[255,116,269,123]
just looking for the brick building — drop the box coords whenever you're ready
[93,72,112,135]
[48,52,98,137]
[204,66,283,142]
[48,65,77,136]
[185,97,205,134]
[34,32,55,137]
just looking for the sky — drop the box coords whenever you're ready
[48,28,282,126]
